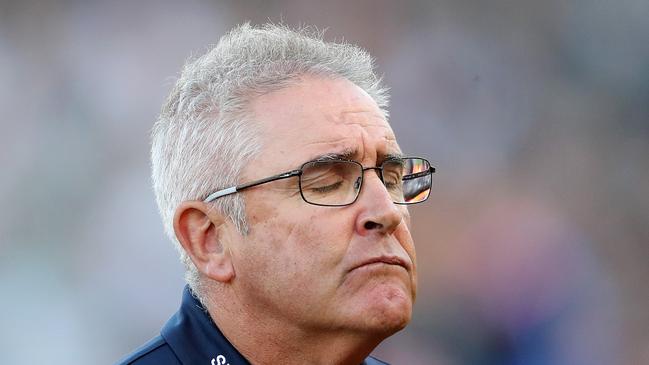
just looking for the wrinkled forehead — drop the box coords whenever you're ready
[298,112,400,162]
[249,76,401,169]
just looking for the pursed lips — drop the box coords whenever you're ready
[350,255,410,273]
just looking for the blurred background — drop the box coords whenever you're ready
[1,0,648,364]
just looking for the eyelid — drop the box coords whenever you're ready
[312,180,343,192]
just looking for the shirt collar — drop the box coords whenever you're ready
[161,285,250,365]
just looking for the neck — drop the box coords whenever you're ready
[205,291,386,365]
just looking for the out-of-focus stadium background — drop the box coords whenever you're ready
[1,1,647,364]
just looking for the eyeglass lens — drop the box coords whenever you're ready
[299,158,432,206]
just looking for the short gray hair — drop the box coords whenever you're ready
[151,22,390,301]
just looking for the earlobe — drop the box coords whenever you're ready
[173,201,236,283]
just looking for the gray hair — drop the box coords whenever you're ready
[151,22,390,302]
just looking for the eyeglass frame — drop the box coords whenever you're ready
[203,156,435,207]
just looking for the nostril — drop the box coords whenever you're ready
[364,221,382,230]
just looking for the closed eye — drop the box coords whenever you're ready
[311,180,343,193]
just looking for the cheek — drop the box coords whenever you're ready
[282,211,354,271]
[247,205,354,276]
[240,208,358,313]
[243,188,357,276]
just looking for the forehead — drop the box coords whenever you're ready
[249,76,401,168]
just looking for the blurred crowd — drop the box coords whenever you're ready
[1,1,647,364]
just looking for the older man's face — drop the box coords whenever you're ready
[229,76,417,336]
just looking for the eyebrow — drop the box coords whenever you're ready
[312,148,358,162]
[383,152,405,161]
[311,149,405,164]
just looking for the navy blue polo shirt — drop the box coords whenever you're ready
[117,286,390,365]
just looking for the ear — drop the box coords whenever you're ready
[173,201,235,283]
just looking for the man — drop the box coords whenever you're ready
[119,23,434,365]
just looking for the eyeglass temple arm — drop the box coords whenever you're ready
[203,169,302,203]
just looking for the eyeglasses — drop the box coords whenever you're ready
[203,157,435,207]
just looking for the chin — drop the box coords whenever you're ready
[358,284,413,334]
[338,266,415,334]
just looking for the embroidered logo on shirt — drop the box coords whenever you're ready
[211,355,230,365]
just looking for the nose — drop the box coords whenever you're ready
[354,170,404,236]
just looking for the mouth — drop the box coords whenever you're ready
[351,256,409,272]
